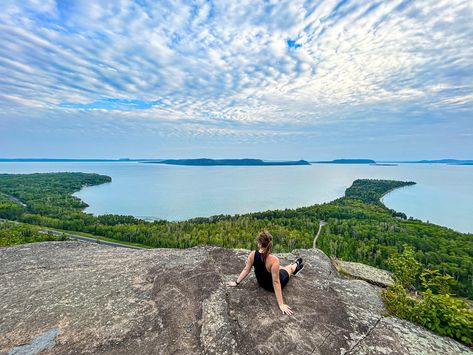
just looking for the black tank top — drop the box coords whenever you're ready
[254,251,274,291]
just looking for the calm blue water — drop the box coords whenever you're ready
[0,162,472,233]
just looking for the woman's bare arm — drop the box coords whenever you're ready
[227,251,254,287]
[271,261,293,315]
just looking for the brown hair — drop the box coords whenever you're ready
[256,230,273,261]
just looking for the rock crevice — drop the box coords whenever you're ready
[345,317,382,354]
[0,242,471,354]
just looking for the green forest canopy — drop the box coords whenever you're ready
[0,172,471,299]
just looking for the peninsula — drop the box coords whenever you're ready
[1,173,472,348]
[144,158,311,166]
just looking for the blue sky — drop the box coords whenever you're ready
[0,0,472,159]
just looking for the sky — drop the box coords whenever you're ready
[0,0,472,160]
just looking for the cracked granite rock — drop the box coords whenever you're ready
[331,259,394,288]
[0,242,471,355]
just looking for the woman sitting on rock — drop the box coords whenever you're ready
[226,230,304,315]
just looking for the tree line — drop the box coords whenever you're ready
[0,173,471,299]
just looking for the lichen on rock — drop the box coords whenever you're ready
[331,259,394,288]
[0,242,471,354]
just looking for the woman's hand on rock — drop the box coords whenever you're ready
[279,304,293,315]
[226,280,238,287]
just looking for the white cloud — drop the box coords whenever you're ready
[0,0,472,139]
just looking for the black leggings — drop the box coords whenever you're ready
[260,269,290,292]
[279,269,290,289]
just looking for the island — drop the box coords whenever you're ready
[312,159,376,164]
[143,158,311,166]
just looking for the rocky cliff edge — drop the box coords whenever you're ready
[0,242,471,355]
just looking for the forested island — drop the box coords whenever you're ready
[145,158,310,166]
[2,157,471,164]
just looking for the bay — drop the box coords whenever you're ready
[0,162,472,233]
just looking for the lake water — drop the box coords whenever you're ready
[0,162,472,233]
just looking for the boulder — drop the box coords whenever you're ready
[0,242,471,354]
[331,259,394,288]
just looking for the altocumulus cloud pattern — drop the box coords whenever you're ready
[0,0,472,156]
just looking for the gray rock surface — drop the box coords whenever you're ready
[331,259,394,287]
[0,242,471,355]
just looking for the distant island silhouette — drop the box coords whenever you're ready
[144,158,311,166]
[1,158,471,165]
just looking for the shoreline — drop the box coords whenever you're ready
[379,183,417,204]
[4,168,472,234]
[77,178,413,221]
[76,178,472,234]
